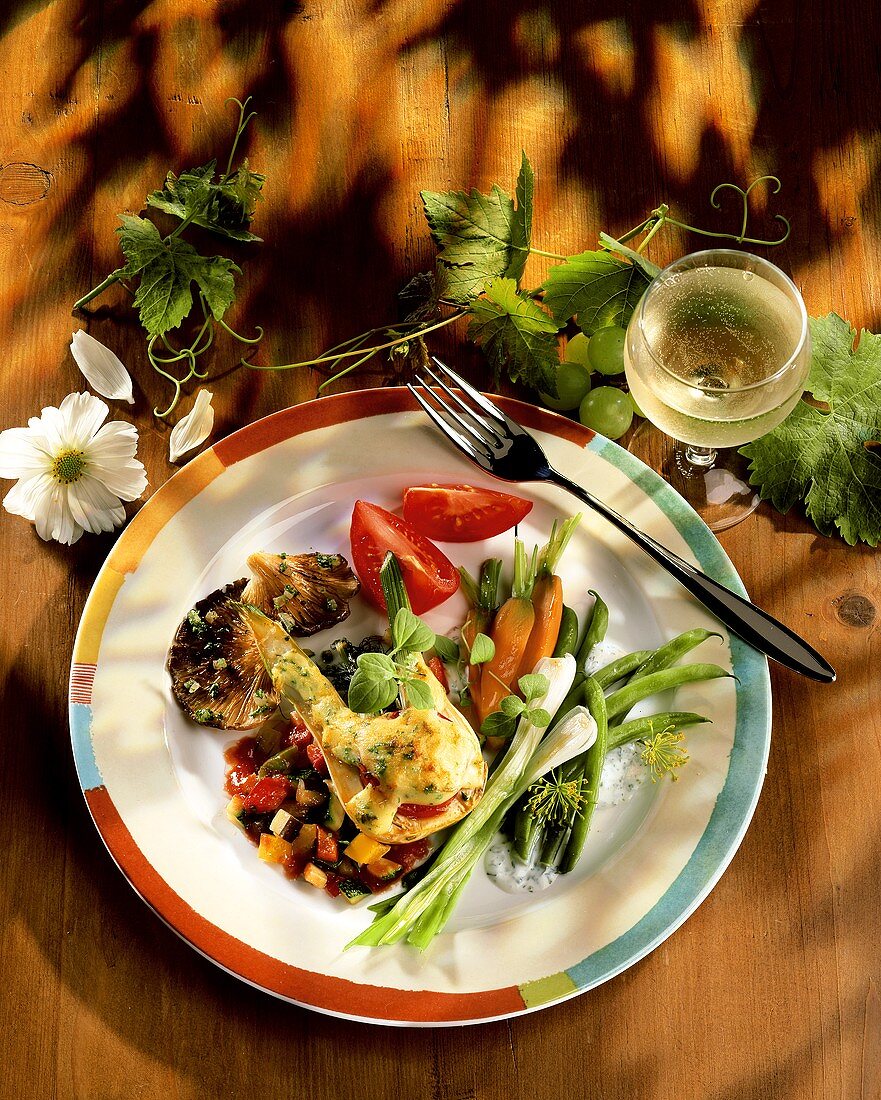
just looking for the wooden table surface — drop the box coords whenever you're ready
[1,2,879,1097]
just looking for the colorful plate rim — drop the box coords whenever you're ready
[68,388,771,1026]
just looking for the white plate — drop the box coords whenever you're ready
[69,389,770,1026]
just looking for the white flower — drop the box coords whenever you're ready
[70,330,135,404]
[169,389,215,463]
[0,392,147,546]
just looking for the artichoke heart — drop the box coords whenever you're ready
[240,605,487,844]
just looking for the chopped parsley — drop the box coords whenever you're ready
[315,552,337,569]
[187,609,208,637]
[193,707,219,723]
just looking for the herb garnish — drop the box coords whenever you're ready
[248,159,789,395]
[73,97,265,418]
[347,607,441,714]
[480,673,551,740]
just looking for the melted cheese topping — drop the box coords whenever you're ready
[271,650,480,835]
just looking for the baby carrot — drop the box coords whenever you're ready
[475,540,537,721]
[517,515,582,679]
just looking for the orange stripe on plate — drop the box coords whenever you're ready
[108,452,225,575]
[84,786,525,1023]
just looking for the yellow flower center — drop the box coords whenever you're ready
[51,449,86,484]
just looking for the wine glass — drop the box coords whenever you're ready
[624,249,811,531]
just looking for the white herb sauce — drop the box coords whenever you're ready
[483,638,650,894]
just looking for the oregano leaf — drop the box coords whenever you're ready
[392,607,435,655]
[469,633,495,665]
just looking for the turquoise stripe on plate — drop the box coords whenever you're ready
[561,437,770,991]
[70,702,103,791]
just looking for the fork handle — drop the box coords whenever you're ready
[545,468,835,683]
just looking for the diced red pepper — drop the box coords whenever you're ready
[306,742,329,775]
[242,775,291,813]
[399,793,457,818]
[324,872,341,898]
[390,839,431,872]
[225,762,258,798]
[315,826,339,863]
[427,656,449,691]
[285,718,312,749]
[284,853,308,879]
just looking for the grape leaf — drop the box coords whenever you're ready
[421,154,533,303]
[467,277,560,393]
[507,151,534,284]
[117,216,239,338]
[147,159,265,242]
[542,250,652,334]
[740,312,881,546]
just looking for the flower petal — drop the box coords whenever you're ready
[86,420,140,462]
[2,472,54,522]
[67,475,127,534]
[169,390,215,463]
[70,331,135,404]
[56,392,110,449]
[88,457,148,501]
[0,427,52,479]
[33,482,82,545]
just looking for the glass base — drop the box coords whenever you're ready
[626,421,760,532]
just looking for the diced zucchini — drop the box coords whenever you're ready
[226,796,247,832]
[289,822,318,857]
[303,862,328,889]
[296,779,327,808]
[365,857,401,882]
[258,833,293,864]
[345,833,390,866]
[324,789,345,831]
[338,878,372,904]
[270,808,298,839]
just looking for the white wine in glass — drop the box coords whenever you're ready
[624,249,811,530]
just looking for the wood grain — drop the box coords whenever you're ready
[0,2,878,1098]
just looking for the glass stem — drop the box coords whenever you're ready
[684,445,717,468]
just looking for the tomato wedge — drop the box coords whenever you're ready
[402,484,533,542]
[349,501,459,614]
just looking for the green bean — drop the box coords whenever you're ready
[560,676,608,874]
[628,629,723,683]
[606,712,711,753]
[552,605,580,658]
[592,650,653,690]
[539,823,571,868]
[605,664,730,723]
[575,590,608,674]
[514,803,541,862]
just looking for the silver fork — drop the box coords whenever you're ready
[408,358,835,683]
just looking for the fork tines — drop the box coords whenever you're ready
[407,359,509,468]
